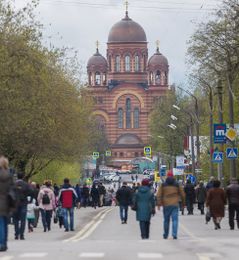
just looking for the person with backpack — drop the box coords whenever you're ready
[58,178,78,232]
[38,181,56,232]
[13,172,33,240]
[0,156,14,251]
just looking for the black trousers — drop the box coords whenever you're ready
[228,204,239,229]
[139,221,150,239]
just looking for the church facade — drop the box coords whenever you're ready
[87,10,170,167]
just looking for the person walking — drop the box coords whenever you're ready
[206,180,226,230]
[26,196,37,233]
[196,181,207,215]
[13,172,33,240]
[31,182,40,228]
[116,182,132,224]
[38,181,56,232]
[81,184,90,208]
[184,179,196,215]
[156,170,185,240]
[90,184,99,209]
[0,156,14,251]
[133,179,155,239]
[98,182,106,207]
[226,178,239,230]
[58,178,78,232]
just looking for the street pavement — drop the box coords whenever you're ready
[1,205,238,260]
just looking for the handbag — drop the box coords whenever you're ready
[131,201,137,211]
[205,209,211,223]
[53,211,58,224]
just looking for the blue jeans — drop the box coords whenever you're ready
[163,205,179,238]
[0,216,8,249]
[40,209,52,231]
[63,208,74,231]
[13,205,27,238]
[119,205,128,222]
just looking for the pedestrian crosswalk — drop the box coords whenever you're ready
[0,252,222,259]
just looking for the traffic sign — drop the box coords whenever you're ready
[92,152,99,159]
[144,146,152,156]
[226,127,237,141]
[176,155,185,168]
[226,148,238,159]
[160,165,166,177]
[105,150,111,157]
[212,152,223,163]
[187,174,197,184]
[214,124,226,143]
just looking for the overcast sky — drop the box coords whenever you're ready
[14,0,222,87]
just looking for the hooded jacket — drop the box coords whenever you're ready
[0,169,13,216]
[134,186,155,221]
[156,177,185,207]
[38,186,56,210]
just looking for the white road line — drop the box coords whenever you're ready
[0,256,14,260]
[180,223,204,241]
[74,208,112,241]
[19,253,48,258]
[138,253,163,259]
[197,253,222,260]
[79,253,105,258]
[63,208,110,242]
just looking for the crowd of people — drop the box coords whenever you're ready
[1,154,239,252]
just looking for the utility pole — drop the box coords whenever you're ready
[190,117,196,177]
[208,86,214,177]
[227,73,237,179]
[217,80,223,182]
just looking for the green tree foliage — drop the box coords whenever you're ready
[0,0,96,179]
[187,0,239,180]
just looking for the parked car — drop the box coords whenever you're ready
[112,175,121,182]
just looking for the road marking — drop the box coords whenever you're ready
[79,253,105,258]
[138,253,163,259]
[75,208,113,241]
[0,257,14,260]
[19,253,48,258]
[180,222,204,241]
[63,208,111,242]
[197,253,222,260]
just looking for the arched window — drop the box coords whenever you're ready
[134,108,139,128]
[115,55,120,72]
[102,73,106,85]
[150,72,153,84]
[126,98,131,129]
[125,55,130,72]
[155,70,161,84]
[89,72,92,85]
[95,72,101,85]
[135,55,139,71]
[143,55,147,71]
[118,108,123,128]
[164,72,168,84]
[108,55,112,71]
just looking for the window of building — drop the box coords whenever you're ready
[126,98,131,129]
[164,72,168,84]
[155,70,161,84]
[114,152,117,157]
[118,108,123,128]
[135,55,139,72]
[108,55,112,71]
[135,152,139,157]
[125,55,130,72]
[120,152,124,157]
[102,73,106,85]
[95,72,101,85]
[134,108,139,128]
[150,72,153,84]
[97,97,103,104]
[115,55,120,72]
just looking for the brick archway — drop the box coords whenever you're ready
[112,90,144,109]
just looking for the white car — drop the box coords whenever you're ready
[112,175,121,182]
[105,174,116,182]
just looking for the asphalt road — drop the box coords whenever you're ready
[1,205,238,260]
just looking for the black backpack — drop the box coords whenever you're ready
[15,180,26,203]
[42,192,50,205]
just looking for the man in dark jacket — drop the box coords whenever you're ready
[116,182,132,224]
[98,183,106,207]
[13,172,33,240]
[58,178,78,232]
[81,184,90,207]
[184,179,196,215]
[0,156,13,251]
[196,181,207,214]
[226,178,239,230]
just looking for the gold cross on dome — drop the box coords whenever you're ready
[156,40,160,49]
[124,0,129,12]
[96,40,100,49]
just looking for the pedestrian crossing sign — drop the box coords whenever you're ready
[92,152,99,159]
[105,150,111,157]
[144,146,152,156]
[212,152,223,163]
[226,148,238,159]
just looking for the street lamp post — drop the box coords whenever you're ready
[177,86,200,169]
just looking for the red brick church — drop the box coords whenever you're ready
[87,9,170,167]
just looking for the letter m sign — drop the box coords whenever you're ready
[214,124,226,144]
